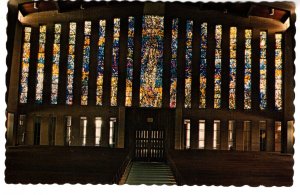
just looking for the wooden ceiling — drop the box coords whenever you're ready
[18,0,291,23]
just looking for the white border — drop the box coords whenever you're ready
[0,0,299,194]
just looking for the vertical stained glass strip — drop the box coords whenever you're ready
[81,21,91,105]
[111,18,120,106]
[51,24,61,104]
[35,25,47,104]
[19,27,32,103]
[199,22,207,108]
[229,27,237,109]
[125,16,135,107]
[66,22,76,105]
[170,18,178,108]
[275,33,282,110]
[214,25,222,109]
[139,15,164,107]
[184,20,193,108]
[260,31,267,110]
[244,29,252,109]
[96,20,106,105]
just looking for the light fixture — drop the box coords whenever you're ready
[33,2,38,10]
[80,4,85,10]
[269,8,275,16]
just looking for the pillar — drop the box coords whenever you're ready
[117,106,125,148]
[251,120,260,151]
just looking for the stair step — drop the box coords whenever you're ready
[125,162,176,185]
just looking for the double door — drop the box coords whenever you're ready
[135,129,164,161]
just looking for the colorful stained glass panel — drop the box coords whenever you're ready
[260,31,267,110]
[229,27,237,109]
[170,18,178,108]
[19,27,32,103]
[111,18,120,106]
[125,17,135,107]
[139,16,164,108]
[199,22,207,108]
[214,25,222,109]
[275,33,282,110]
[81,21,91,105]
[96,20,106,105]
[35,25,46,104]
[66,22,76,105]
[184,20,193,108]
[244,29,252,109]
[51,24,61,104]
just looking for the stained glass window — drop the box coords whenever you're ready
[184,20,193,108]
[229,27,237,109]
[35,25,47,104]
[125,16,135,107]
[111,18,120,106]
[244,29,252,109]
[139,15,164,107]
[65,22,76,105]
[214,25,222,109]
[275,33,282,110]
[81,21,91,105]
[260,31,267,110]
[19,27,32,103]
[96,20,106,105]
[51,24,61,104]
[169,18,179,108]
[199,22,207,108]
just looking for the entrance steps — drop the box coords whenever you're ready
[125,162,176,185]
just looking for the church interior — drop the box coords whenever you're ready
[5,0,295,186]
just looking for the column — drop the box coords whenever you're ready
[220,120,228,150]
[205,119,213,150]
[266,119,275,152]
[101,117,109,147]
[40,116,49,145]
[251,120,260,151]
[25,115,34,145]
[235,120,244,151]
[55,115,64,146]
[190,119,198,149]
[71,116,80,146]
[117,106,126,148]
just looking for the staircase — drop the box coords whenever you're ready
[125,162,176,185]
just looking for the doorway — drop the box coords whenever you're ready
[135,129,164,161]
[126,108,174,162]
